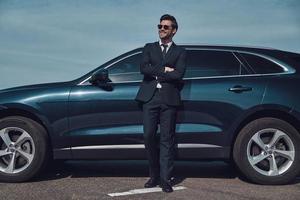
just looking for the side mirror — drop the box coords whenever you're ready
[89,69,109,85]
[89,69,113,91]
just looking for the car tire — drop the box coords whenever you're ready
[233,117,300,185]
[0,116,49,182]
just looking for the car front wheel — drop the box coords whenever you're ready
[0,116,49,182]
[233,117,300,184]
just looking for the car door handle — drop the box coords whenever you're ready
[228,85,252,93]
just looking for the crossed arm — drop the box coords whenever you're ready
[140,44,187,82]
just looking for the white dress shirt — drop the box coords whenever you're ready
[159,40,173,53]
[156,40,173,88]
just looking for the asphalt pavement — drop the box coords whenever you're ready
[0,160,299,200]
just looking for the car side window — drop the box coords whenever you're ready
[107,53,143,82]
[184,50,247,78]
[240,53,284,74]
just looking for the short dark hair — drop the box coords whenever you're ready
[160,14,178,30]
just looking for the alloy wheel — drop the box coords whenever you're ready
[247,128,295,176]
[0,127,35,174]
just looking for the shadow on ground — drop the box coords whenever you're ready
[33,160,238,184]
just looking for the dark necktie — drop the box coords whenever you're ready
[161,44,168,59]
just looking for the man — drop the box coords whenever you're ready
[135,14,186,193]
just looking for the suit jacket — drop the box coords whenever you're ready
[135,42,187,106]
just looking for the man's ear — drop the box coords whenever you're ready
[172,28,177,35]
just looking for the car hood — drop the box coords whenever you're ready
[0,82,73,94]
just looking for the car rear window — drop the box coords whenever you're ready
[240,53,284,74]
[286,53,300,66]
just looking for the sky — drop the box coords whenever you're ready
[0,0,299,89]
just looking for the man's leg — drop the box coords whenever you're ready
[143,93,160,179]
[159,104,176,183]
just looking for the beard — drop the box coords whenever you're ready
[159,31,172,40]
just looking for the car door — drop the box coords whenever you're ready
[68,52,146,159]
[176,49,267,159]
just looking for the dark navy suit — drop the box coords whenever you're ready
[135,42,186,181]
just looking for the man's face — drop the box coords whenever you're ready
[158,20,176,40]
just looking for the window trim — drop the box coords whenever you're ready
[78,48,295,85]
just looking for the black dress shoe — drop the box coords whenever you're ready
[169,177,176,186]
[160,180,173,193]
[144,178,160,188]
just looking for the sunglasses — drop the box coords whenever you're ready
[157,24,172,30]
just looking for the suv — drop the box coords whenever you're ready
[0,45,300,184]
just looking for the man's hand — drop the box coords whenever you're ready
[164,67,174,73]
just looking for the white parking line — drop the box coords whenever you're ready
[107,186,187,197]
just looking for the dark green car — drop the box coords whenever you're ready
[0,45,300,184]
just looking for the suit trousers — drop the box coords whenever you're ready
[143,89,176,181]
